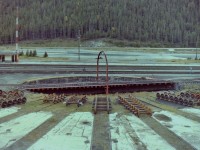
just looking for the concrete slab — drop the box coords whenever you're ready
[110,113,138,150]
[28,112,93,150]
[126,115,175,150]
[0,107,20,119]
[180,108,200,117]
[153,110,200,150]
[110,113,175,150]
[0,111,52,149]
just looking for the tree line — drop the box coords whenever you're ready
[0,0,200,47]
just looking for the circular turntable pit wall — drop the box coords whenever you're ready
[23,76,144,85]
[22,76,176,94]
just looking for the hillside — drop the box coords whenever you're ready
[0,0,200,47]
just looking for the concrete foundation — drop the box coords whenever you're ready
[0,54,19,62]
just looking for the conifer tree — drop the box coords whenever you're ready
[0,0,199,47]
[29,50,33,57]
[33,50,37,57]
[43,51,48,57]
[26,50,29,57]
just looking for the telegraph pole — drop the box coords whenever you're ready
[78,29,81,61]
[16,6,19,52]
[195,36,199,60]
[15,6,19,62]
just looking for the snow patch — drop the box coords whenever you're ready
[28,112,93,150]
[0,107,20,119]
[0,111,52,149]
[153,110,200,150]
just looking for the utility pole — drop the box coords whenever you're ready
[16,6,19,52]
[15,6,19,62]
[78,29,81,61]
[195,36,199,60]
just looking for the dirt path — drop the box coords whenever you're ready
[91,112,111,150]
[141,116,196,150]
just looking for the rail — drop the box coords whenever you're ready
[156,91,200,106]
[106,96,110,113]
[94,95,98,114]
[118,95,152,117]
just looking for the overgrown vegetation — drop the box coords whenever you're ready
[0,0,200,47]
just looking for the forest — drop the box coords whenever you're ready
[0,0,200,47]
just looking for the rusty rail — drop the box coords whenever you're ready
[43,93,66,104]
[156,91,200,106]
[65,95,87,106]
[92,96,112,114]
[117,95,152,117]
[0,89,26,108]
[93,95,98,114]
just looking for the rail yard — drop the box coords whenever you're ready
[1,0,200,149]
[0,47,200,150]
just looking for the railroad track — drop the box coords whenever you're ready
[0,64,200,72]
[0,63,200,69]
[92,95,112,114]
[1,69,200,74]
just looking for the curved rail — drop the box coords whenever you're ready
[96,51,109,95]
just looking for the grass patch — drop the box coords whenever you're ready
[20,38,79,47]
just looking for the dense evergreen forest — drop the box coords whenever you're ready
[0,0,200,47]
